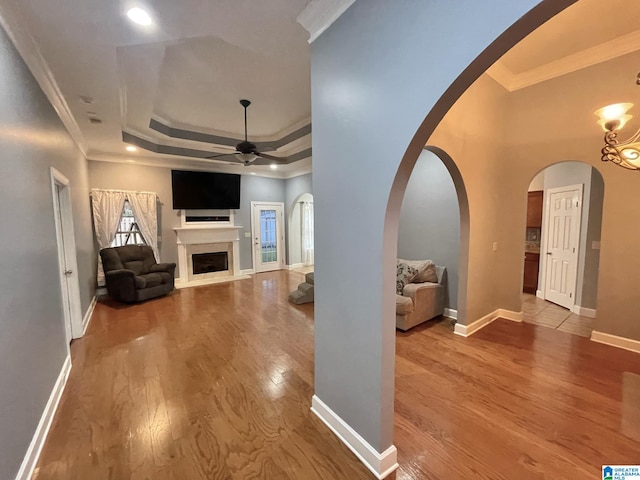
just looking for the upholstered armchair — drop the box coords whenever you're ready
[100,245,176,303]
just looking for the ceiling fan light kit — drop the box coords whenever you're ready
[235,152,258,163]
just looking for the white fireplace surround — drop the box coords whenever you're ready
[173,215,245,287]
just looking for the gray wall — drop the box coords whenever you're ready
[540,161,602,309]
[398,150,460,309]
[88,162,286,271]
[88,162,178,264]
[0,24,95,479]
[311,0,551,454]
[284,173,313,265]
[237,175,286,269]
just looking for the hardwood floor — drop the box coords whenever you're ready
[33,270,371,480]
[395,318,640,479]
[33,271,639,479]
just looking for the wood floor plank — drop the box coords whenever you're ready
[33,271,640,479]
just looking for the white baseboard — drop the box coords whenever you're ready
[590,331,640,354]
[15,355,71,480]
[536,289,544,299]
[444,308,458,320]
[287,263,304,270]
[570,305,597,318]
[497,308,523,322]
[311,395,398,479]
[454,309,497,337]
[240,269,255,275]
[454,308,522,337]
[81,296,97,336]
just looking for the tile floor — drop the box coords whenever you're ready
[522,293,595,338]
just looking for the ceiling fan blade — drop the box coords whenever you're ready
[205,152,237,159]
[256,152,287,162]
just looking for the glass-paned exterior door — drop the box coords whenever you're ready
[251,202,285,273]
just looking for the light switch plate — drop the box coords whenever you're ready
[244,232,251,238]
[592,241,601,250]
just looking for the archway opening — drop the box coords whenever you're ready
[522,161,604,338]
[394,147,469,332]
[288,192,314,268]
[381,1,639,477]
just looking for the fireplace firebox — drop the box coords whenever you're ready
[192,252,228,275]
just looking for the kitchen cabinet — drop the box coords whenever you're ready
[527,191,543,228]
[523,252,540,294]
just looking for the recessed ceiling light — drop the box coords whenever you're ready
[126,7,152,26]
[270,164,278,170]
[250,172,256,175]
[126,145,137,152]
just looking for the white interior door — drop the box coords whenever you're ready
[251,202,285,273]
[51,168,83,341]
[543,184,583,309]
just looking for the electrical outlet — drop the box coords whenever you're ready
[492,241,498,251]
[592,240,601,250]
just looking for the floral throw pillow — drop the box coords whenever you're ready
[396,262,419,294]
[397,258,438,283]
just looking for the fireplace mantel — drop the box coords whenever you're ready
[173,224,245,287]
[174,225,242,245]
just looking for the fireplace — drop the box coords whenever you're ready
[192,252,228,275]
[173,213,245,288]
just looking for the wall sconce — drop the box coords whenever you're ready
[596,101,640,170]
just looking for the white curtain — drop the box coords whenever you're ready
[91,189,126,286]
[127,191,159,261]
[301,201,314,266]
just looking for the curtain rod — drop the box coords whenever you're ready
[90,188,158,196]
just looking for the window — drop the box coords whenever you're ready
[111,200,146,247]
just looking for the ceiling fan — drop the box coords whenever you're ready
[206,99,288,166]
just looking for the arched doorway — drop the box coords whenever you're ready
[288,192,314,268]
[522,161,604,338]
[310,2,576,478]
[395,147,469,328]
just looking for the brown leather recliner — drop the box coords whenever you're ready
[99,245,176,303]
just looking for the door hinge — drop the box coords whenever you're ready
[573,247,575,253]
[569,292,572,298]
[576,201,579,207]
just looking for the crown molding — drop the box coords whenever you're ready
[488,29,640,92]
[297,0,357,43]
[485,61,514,91]
[0,3,87,156]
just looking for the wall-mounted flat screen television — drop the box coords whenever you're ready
[171,170,241,210]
